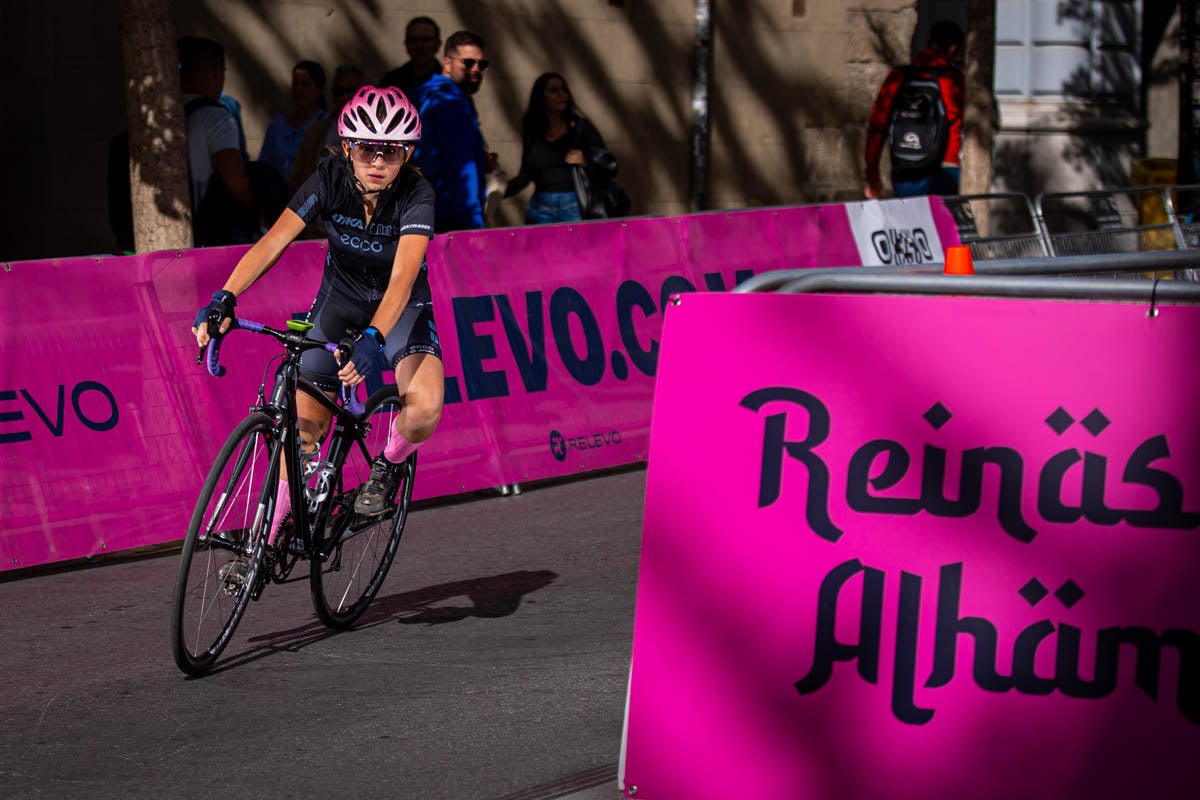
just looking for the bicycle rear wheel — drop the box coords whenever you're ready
[172,413,279,676]
[310,388,415,629]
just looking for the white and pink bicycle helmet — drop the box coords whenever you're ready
[338,86,421,143]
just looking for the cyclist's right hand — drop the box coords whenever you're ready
[192,290,237,347]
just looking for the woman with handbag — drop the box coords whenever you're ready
[503,72,619,223]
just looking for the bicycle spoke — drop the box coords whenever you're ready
[310,389,414,628]
[172,415,277,676]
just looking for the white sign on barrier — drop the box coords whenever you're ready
[845,197,945,267]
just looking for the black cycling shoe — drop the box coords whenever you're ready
[355,455,404,516]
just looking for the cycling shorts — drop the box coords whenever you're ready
[299,281,441,392]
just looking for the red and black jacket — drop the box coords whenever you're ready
[864,50,965,185]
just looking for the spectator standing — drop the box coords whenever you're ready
[218,92,249,160]
[864,20,965,199]
[504,72,613,224]
[259,60,329,180]
[409,30,496,232]
[288,64,367,193]
[379,17,443,97]
[178,36,258,245]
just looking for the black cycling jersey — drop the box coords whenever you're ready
[287,157,441,389]
[288,157,436,305]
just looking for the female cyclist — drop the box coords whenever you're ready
[192,85,442,531]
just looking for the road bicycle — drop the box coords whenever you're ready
[171,317,415,676]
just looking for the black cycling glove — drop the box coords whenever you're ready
[345,326,385,379]
[194,290,237,332]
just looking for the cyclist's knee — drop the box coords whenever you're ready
[398,400,440,443]
[408,411,441,443]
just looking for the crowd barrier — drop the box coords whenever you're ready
[620,271,1200,798]
[0,197,958,572]
[944,185,1200,281]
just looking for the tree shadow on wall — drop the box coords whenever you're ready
[996,0,1164,199]
[188,1,907,212]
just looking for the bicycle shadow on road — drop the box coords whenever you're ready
[372,569,559,625]
[203,570,560,675]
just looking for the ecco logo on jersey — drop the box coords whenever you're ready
[340,234,384,253]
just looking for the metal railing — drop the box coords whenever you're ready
[942,192,1049,260]
[1033,186,1180,258]
[923,188,1199,281]
[733,249,1200,294]
[763,272,1200,304]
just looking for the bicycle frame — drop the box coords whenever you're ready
[175,316,412,674]
[203,319,376,566]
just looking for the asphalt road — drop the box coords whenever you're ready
[0,467,645,800]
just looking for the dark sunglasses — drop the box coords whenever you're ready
[348,142,412,165]
[454,57,490,71]
[332,85,359,97]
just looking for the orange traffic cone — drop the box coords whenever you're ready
[943,245,974,275]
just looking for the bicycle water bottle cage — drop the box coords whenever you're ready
[287,320,315,332]
[299,442,321,478]
[307,461,337,507]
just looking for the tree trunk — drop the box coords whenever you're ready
[119,0,192,252]
[961,0,997,232]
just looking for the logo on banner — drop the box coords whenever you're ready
[442,267,756,406]
[0,381,120,445]
[740,386,1200,727]
[871,228,934,264]
[550,430,568,462]
[549,428,623,462]
[846,198,945,267]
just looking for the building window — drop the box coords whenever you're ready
[995,0,1141,105]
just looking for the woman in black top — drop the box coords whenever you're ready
[193,87,440,537]
[504,72,612,224]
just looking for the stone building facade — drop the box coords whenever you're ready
[0,1,1177,261]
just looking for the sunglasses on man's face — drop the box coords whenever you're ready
[454,57,490,72]
[349,142,412,165]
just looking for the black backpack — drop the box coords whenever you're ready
[887,65,950,174]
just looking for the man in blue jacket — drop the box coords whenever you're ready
[410,30,497,232]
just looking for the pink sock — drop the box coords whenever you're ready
[383,424,420,464]
[267,480,291,545]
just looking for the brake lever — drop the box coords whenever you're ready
[196,311,225,366]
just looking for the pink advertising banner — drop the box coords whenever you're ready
[624,292,1200,799]
[1,199,939,571]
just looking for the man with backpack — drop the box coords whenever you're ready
[178,37,258,243]
[864,20,965,199]
[179,36,291,247]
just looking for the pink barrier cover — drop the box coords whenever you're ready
[625,292,1200,799]
[1,201,928,571]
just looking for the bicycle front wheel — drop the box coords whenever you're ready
[172,412,279,676]
[310,388,415,629]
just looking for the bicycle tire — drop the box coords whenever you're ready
[171,412,280,676]
[310,387,415,629]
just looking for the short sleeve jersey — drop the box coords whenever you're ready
[288,163,436,305]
